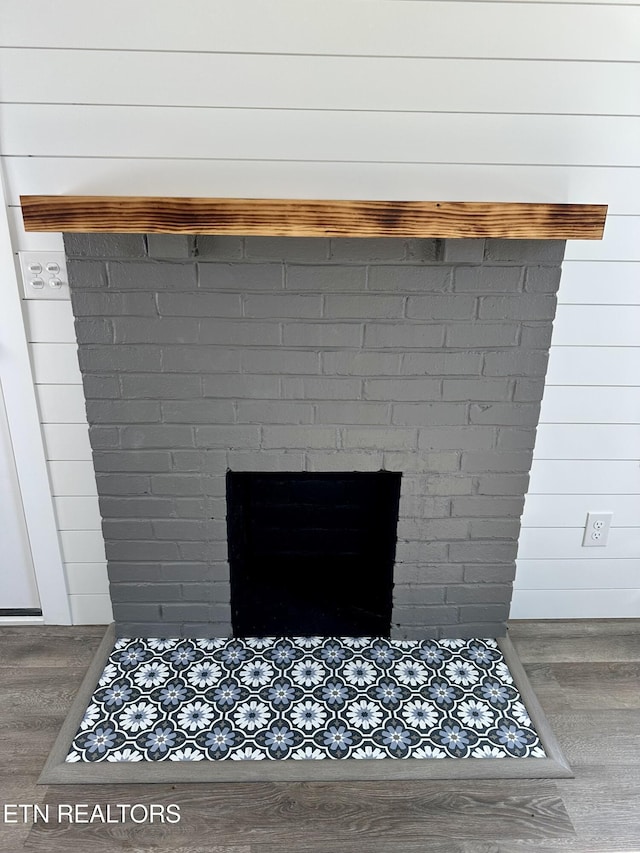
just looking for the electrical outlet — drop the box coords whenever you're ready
[18,251,69,300]
[582,512,613,547]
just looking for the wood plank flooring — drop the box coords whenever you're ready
[0,619,637,852]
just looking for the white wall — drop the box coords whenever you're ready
[1,0,638,621]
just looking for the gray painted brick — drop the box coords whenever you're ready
[119,425,194,449]
[365,323,445,349]
[439,622,506,639]
[113,317,198,345]
[464,564,516,583]
[401,352,483,376]
[93,450,172,473]
[322,351,401,376]
[459,603,510,623]
[403,239,442,262]
[112,603,162,622]
[393,585,446,606]
[446,583,512,605]
[368,266,451,292]
[114,622,176,637]
[75,318,113,344]
[67,260,108,289]
[161,401,236,424]
[398,495,451,519]
[147,234,194,259]
[171,450,226,473]
[243,349,320,374]
[391,626,440,640]
[453,266,523,293]
[324,294,405,319]
[446,324,519,348]
[199,320,280,346]
[469,403,540,426]
[392,403,467,426]
[394,564,464,585]
[99,497,177,518]
[513,379,546,401]
[82,375,121,399]
[418,427,495,451]
[479,295,556,321]
[449,542,518,563]
[96,473,151,495]
[484,239,565,263]
[120,373,202,399]
[423,475,474,496]
[181,582,230,602]
[392,606,459,626]
[107,563,162,583]
[329,237,407,261]
[524,266,563,293]
[88,426,119,449]
[283,377,362,400]
[245,236,329,261]
[520,324,554,348]
[152,519,214,541]
[181,623,233,638]
[64,233,147,259]
[102,519,153,540]
[442,239,485,263]
[108,260,197,290]
[286,265,366,291]
[161,346,241,373]
[180,542,227,561]
[341,427,417,451]
[383,451,459,474]
[202,375,280,398]
[195,425,261,448]
[475,474,530,496]
[78,345,162,373]
[394,542,449,563]
[262,426,337,449]
[106,540,180,561]
[159,603,213,622]
[399,518,468,540]
[451,497,524,517]
[161,563,229,583]
[283,322,362,348]
[442,379,510,401]
[462,450,533,473]
[315,402,390,425]
[238,401,314,424]
[157,292,242,317]
[496,428,538,450]
[110,583,182,603]
[364,378,441,401]
[244,294,322,319]
[483,350,549,377]
[406,295,476,320]
[227,450,306,471]
[469,519,521,539]
[305,451,383,471]
[199,262,283,290]
[86,400,160,423]
[195,236,244,259]
[151,475,203,496]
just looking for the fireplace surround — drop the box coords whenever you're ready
[58,229,571,640]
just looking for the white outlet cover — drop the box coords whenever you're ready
[582,511,613,547]
[18,251,69,300]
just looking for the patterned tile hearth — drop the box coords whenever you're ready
[66,636,546,764]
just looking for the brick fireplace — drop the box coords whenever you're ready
[63,232,564,640]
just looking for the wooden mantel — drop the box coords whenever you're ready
[20,196,607,240]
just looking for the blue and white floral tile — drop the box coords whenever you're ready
[66,636,546,763]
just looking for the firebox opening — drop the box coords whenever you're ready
[227,471,402,638]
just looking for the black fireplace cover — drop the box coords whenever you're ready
[227,472,401,637]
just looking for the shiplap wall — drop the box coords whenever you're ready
[1,0,639,623]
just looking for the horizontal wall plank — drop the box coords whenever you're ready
[534,424,640,459]
[35,385,87,424]
[2,2,639,60]
[54,496,102,531]
[546,346,640,386]
[551,305,640,347]
[528,461,640,494]
[564,216,640,261]
[41,423,92,461]
[59,529,106,563]
[20,196,606,239]
[558,262,640,306]
[2,106,639,166]
[522,494,640,528]
[539,387,640,424]
[518,526,640,560]
[515,559,640,590]
[23,300,75,344]
[3,50,640,117]
[69,592,112,625]
[509,588,640,619]
[65,562,109,595]
[47,461,99,497]
[5,159,640,215]
[29,343,81,385]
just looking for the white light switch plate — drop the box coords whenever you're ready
[18,251,69,300]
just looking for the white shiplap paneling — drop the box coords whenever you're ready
[23,300,76,344]
[36,385,87,424]
[54,496,102,530]
[515,559,640,590]
[522,494,640,528]
[533,424,640,459]
[518,526,640,560]
[510,588,640,619]
[550,304,640,347]
[528,461,640,495]
[69,593,113,625]
[41,423,92,461]
[545,347,640,386]
[59,529,107,563]
[29,342,82,384]
[47,460,99,497]
[65,562,109,595]
[539,387,640,424]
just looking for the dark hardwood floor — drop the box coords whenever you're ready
[0,620,638,852]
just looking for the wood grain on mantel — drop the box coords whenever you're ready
[20,196,607,240]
